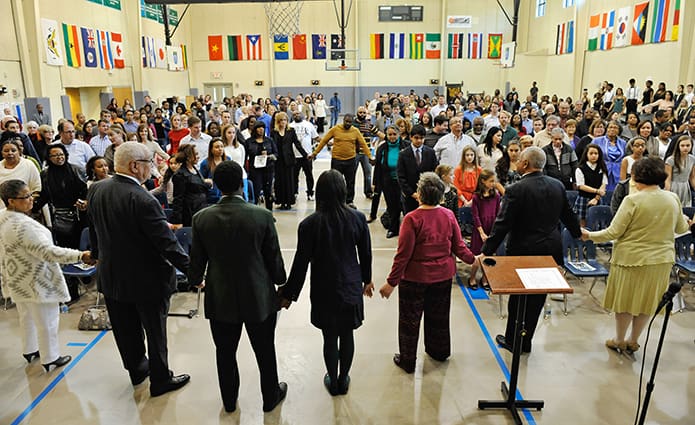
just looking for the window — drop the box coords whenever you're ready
[563,0,575,7]
[536,0,547,17]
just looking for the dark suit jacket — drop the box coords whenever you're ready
[171,167,208,226]
[397,144,438,198]
[188,196,286,324]
[283,209,372,322]
[87,175,189,302]
[481,171,580,264]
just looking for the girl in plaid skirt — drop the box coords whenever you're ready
[574,143,608,227]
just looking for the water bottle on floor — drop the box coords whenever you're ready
[543,301,551,319]
[60,303,69,314]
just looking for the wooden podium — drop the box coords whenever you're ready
[478,256,573,425]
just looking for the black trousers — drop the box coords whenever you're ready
[504,294,546,351]
[401,193,419,215]
[381,177,402,234]
[331,158,358,204]
[249,167,274,210]
[104,295,172,384]
[209,313,280,409]
[293,157,315,196]
[626,99,638,115]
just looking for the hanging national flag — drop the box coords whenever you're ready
[167,45,183,71]
[370,33,384,59]
[425,33,441,59]
[671,0,681,41]
[141,36,147,67]
[180,44,188,69]
[389,33,405,59]
[42,19,63,66]
[147,36,157,68]
[155,38,167,68]
[556,22,566,55]
[599,10,615,50]
[97,30,114,70]
[409,33,424,59]
[227,35,243,61]
[613,7,631,47]
[247,34,262,60]
[330,34,344,59]
[62,23,81,67]
[80,27,98,68]
[565,21,575,53]
[447,33,463,59]
[208,35,223,60]
[487,33,502,58]
[111,32,124,68]
[274,35,289,60]
[467,32,483,59]
[632,2,649,45]
[292,34,307,59]
[588,14,600,51]
[650,0,669,43]
[312,34,326,59]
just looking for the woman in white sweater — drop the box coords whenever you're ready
[0,140,41,208]
[0,179,92,372]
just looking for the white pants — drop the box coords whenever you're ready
[15,302,61,364]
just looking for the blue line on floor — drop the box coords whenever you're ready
[11,329,108,425]
[66,342,88,347]
[455,275,537,425]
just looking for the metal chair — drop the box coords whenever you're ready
[169,227,201,318]
[562,229,610,309]
[673,233,695,312]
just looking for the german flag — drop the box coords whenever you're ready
[62,23,81,67]
[370,33,384,59]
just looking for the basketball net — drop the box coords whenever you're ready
[264,0,304,37]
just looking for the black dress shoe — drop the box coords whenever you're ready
[131,369,150,386]
[386,231,398,239]
[392,354,414,374]
[323,374,339,396]
[263,382,288,412]
[337,375,350,395]
[366,216,376,223]
[42,355,71,372]
[496,335,531,354]
[224,402,237,413]
[150,374,191,397]
[23,351,40,363]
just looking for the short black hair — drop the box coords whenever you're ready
[213,160,243,194]
[433,114,448,126]
[410,124,426,137]
[632,157,667,186]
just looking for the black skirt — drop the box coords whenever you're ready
[311,298,364,331]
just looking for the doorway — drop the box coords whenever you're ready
[204,84,234,104]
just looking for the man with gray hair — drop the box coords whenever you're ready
[542,127,578,190]
[87,141,192,397]
[533,115,568,148]
[481,146,580,354]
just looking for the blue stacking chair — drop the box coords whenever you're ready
[682,207,695,219]
[163,208,173,221]
[600,190,613,206]
[562,229,609,302]
[586,205,614,253]
[673,233,695,312]
[565,190,579,210]
[61,228,97,294]
[169,227,200,318]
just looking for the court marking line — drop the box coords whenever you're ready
[10,329,109,425]
[455,275,537,424]
[66,342,88,347]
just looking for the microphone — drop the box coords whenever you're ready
[656,282,683,312]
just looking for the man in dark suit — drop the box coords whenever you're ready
[87,142,191,397]
[481,146,580,353]
[188,161,288,413]
[397,124,439,221]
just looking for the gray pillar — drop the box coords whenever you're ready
[134,91,148,109]
[23,97,52,125]
[60,95,72,121]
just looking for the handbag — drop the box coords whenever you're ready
[78,305,112,330]
[52,207,79,237]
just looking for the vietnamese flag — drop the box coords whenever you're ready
[208,35,223,60]
[292,34,307,59]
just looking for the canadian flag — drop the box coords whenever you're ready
[111,32,125,68]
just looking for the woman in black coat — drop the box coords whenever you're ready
[281,170,374,396]
[373,125,409,238]
[170,144,209,227]
[270,112,307,210]
[246,121,278,210]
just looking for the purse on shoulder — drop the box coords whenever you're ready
[78,305,112,330]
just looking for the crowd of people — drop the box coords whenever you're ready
[1,77,694,411]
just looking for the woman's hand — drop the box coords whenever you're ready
[203,178,213,187]
[379,283,395,299]
[363,282,374,298]
[580,227,591,241]
[75,199,88,211]
[81,251,96,265]
[587,198,598,207]
[598,188,606,196]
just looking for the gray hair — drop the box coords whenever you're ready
[550,128,565,138]
[25,120,39,130]
[521,146,546,169]
[114,141,151,172]
[545,115,560,125]
[0,179,28,205]
[416,172,445,206]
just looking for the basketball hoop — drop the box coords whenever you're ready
[264,0,304,37]
[339,65,347,70]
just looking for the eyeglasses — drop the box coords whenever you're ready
[49,153,65,158]
[135,159,152,163]
[12,194,33,200]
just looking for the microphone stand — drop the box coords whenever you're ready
[637,298,674,425]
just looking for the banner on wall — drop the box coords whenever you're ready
[227,35,243,60]
[632,2,649,45]
[599,10,615,50]
[446,16,472,28]
[587,14,600,51]
[41,19,64,66]
[447,33,463,59]
[81,27,98,68]
[389,33,405,59]
[409,33,423,59]
[247,34,262,60]
[555,21,574,55]
[500,42,515,68]
[62,23,81,67]
[111,32,124,68]
[425,33,441,59]
[273,35,289,60]
[370,33,384,59]
[650,0,669,43]
[208,35,223,60]
[155,38,167,68]
[671,0,681,40]
[167,45,183,71]
[97,30,113,70]
[613,7,631,48]
[467,32,482,59]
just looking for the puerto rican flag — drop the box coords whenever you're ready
[247,34,262,60]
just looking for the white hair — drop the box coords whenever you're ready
[114,141,151,171]
[521,146,546,169]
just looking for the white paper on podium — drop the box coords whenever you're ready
[515,267,570,290]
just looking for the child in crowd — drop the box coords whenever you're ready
[620,137,646,180]
[574,143,608,227]
[665,135,695,207]
[453,146,482,208]
[435,164,459,220]
[468,169,500,289]
[150,156,181,207]
[85,156,111,188]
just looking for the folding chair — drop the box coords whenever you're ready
[673,233,695,312]
[168,227,201,318]
[562,229,609,310]
[61,228,97,297]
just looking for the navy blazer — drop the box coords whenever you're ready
[481,171,580,264]
[87,175,189,302]
[397,144,438,197]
